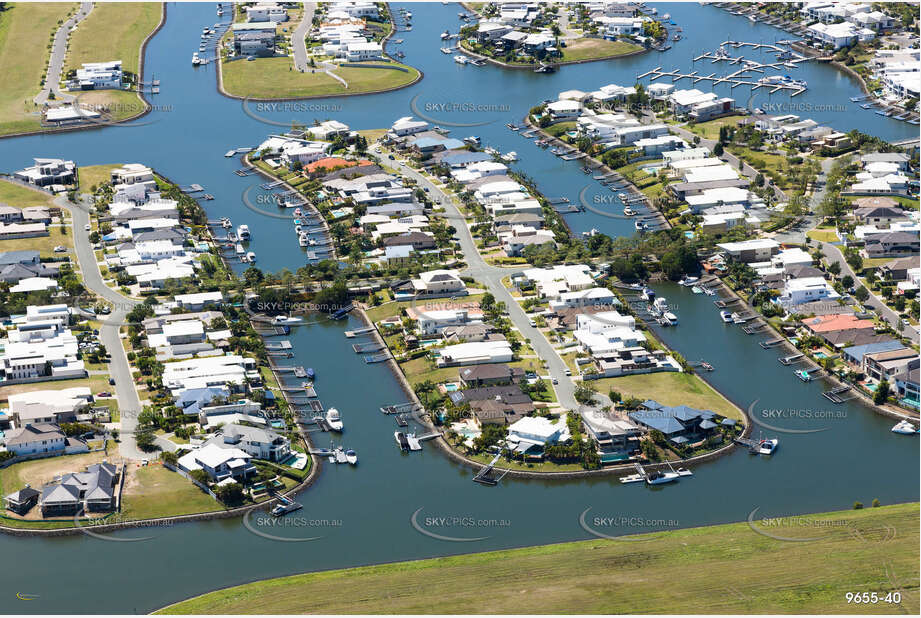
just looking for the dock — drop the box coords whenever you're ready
[741,322,767,334]
[344,326,376,338]
[779,353,805,365]
[733,437,763,453]
[265,340,293,351]
[714,298,741,307]
[352,342,385,353]
[636,61,807,97]
[473,451,508,486]
[823,385,853,403]
[381,402,419,415]
[759,338,784,349]
[364,352,391,364]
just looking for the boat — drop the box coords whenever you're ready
[795,369,811,382]
[641,286,655,302]
[394,431,410,451]
[891,420,918,435]
[484,146,499,155]
[720,310,733,323]
[534,64,556,74]
[192,53,201,66]
[700,362,714,371]
[646,469,679,485]
[454,55,468,65]
[463,135,481,145]
[271,501,302,516]
[236,224,251,239]
[325,407,343,432]
[617,192,628,199]
[219,217,231,228]
[748,14,757,21]
[298,235,309,247]
[691,286,703,294]
[619,473,645,484]
[664,311,679,325]
[293,207,302,216]
[440,47,452,54]
[634,220,647,232]
[623,206,637,216]
[652,297,668,316]
[345,449,358,465]
[441,30,451,39]
[246,251,256,262]
[703,287,715,296]
[758,438,779,455]
[676,467,693,477]
[679,275,699,286]
[662,13,671,20]
[672,34,681,41]
[223,149,236,157]
[501,151,518,161]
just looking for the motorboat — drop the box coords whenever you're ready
[703,287,716,296]
[306,367,315,379]
[192,53,201,66]
[691,286,703,294]
[501,151,518,161]
[619,473,645,484]
[220,217,232,228]
[634,220,647,232]
[440,47,452,54]
[298,235,309,247]
[676,467,693,477]
[617,192,628,199]
[795,369,811,382]
[664,311,679,325]
[454,55,468,65]
[484,146,499,155]
[273,315,303,325]
[463,135,481,145]
[646,469,679,485]
[294,225,303,234]
[441,30,451,39]
[720,310,733,323]
[325,407,343,431]
[293,207,302,216]
[236,224,251,239]
[641,286,655,302]
[246,251,256,262]
[679,275,699,286]
[758,438,779,455]
[395,431,410,451]
[891,420,918,435]
[346,449,358,465]
[700,362,714,371]
[271,500,302,516]
[623,206,637,216]
[652,297,668,315]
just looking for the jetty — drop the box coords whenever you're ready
[473,451,508,486]
[344,326,376,338]
[364,352,391,364]
[352,342,385,353]
[823,385,853,403]
[778,353,805,365]
[759,338,784,349]
[381,402,419,415]
[637,63,807,97]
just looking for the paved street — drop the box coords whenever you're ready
[291,3,316,72]
[34,2,94,105]
[59,196,149,459]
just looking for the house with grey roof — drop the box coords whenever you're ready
[4,486,39,515]
[40,461,119,516]
[2,423,66,456]
[628,400,720,446]
[204,423,291,462]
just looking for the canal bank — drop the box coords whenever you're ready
[0,3,916,614]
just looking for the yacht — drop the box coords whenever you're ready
[454,55,468,65]
[273,315,303,325]
[440,47,452,54]
[463,135,481,145]
[646,469,679,485]
[501,151,518,161]
[664,311,679,325]
[236,224,251,240]
[891,419,918,435]
[298,236,309,247]
[634,220,647,232]
[441,30,451,39]
[623,206,637,216]
[271,500,302,516]
[192,53,201,66]
[345,449,358,465]
[720,310,733,323]
[652,297,668,315]
[325,407,343,432]
[758,438,779,455]
[679,275,699,286]
[641,286,655,302]
[246,251,256,262]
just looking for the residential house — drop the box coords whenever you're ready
[458,363,525,388]
[177,443,256,482]
[205,424,291,463]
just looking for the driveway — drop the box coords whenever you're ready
[291,3,316,72]
[58,195,146,459]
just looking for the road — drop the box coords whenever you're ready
[375,147,605,412]
[291,3,316,72]
[59,196,153,459]
[34,2,94,105]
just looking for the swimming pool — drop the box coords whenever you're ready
[444,383,459,392]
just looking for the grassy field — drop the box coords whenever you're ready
[0,2,76,136]
[158,502,919,614]
[120,463,220,520]
[807,228,840,243]
[0,450,109,499]
[0,178,57,208]
[77,163,123,191]
[0,375,113,403]
[221,57,420,99]
[0,231,73,258]
[590,371,743,419]
[686,115,745,140]
[65,2,161,76]
[559,38,642,62]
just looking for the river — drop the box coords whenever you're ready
[0,3,917,613]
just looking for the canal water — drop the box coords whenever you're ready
[0,3,916,613]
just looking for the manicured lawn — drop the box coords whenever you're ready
[0,375,113,402]
[0,2,77,136]
[65,2,162,75]
[560,38,642,62]
[77,163,124,191]
[686,116,744,140]
[0,450,109,499]
[590,371,743,419]
[157,503,919,615]
[120,463,220,520]
[727,146,790,188]
[221,57,420,99]
[0,230,73,258]
[398,356,458,387]
[543,121,576,138]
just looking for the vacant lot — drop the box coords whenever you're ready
[221,57,420,99]
[0,3,76,136]
[65,2,161,75]
[686,115,745,140]
[158,503,919,614]
[590,371,743,419]
[560,38,642,62]
[120,463,219,520]
[77,163,123,191]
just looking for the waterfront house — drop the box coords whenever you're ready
[389,116,429,138]
[458,363,525,388]
[779,277,840,307]
[802,313,875,337]
[894,367,919,408]
[205,424,291,463]
[174,291,224,311]
[232,22,277,56]
[435,340,514,367]
[4,486,39,515]
[501,227,557,257]
[841,340,906,366]
[548,287,617,312]
[246,2,288,22]
[383,231,437,251]
[162,354,254,393]
[716,239,780,263]
[628,401,718,446]
[71,60,123,90]
[177,443,256,482]
[13,158,75,188]
[520,264,595,298]
[581,409,642,461]
[39,462,118,516]
[590,347,681,377]
[450,385,535,425]
[410,269,466,296]
[863,348,919,384]
[507,415,570,455]
[405,306,483,336]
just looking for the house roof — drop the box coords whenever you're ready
[458,363,524,382]
[802,314,875,334]
[842,339,905,363]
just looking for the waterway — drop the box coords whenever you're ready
[0,3,917,613]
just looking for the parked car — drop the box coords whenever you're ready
[83,223,91,231]
[564,368,572,376]
[53,245,66,253]
[552,377,559,385]
[108,378,116,385]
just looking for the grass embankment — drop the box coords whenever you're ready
[158,503,919,614]
[221,57,420,99]
[589,371,743,420]
[0,178,57,208]
[0,2,76,136]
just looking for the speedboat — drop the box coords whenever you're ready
[440,47,452,54]
[306,367,315,379]
[664,311,678,325]
[325,407,343,431]
[758,438,779,455]
[701,362,714,371]
[274,315,303,325]
[395,431,410,451]
[454,55,468,65]
[679,275,699,286]
[623,206,637,216]
[501,151,518,161]
[619,473,645,484]
[463,136,481,145]
[703,287,715,296]
[891,419,918,435]
[795,369,811,382]
[720,310,733,323]
[346,449,358,465]
[271,501,302,516]
[192,53,201,66]
[641,286,655,302]
[691,286,703,294]
[246,251,256,262]
[676,467,693,477]
[646,470,679,485]
[652,297,668,315]
[634,220,647,232]
[236,224,251,240]
[441,30,451,39]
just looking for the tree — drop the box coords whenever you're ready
[135,428,158,452]
[713,142,724,156]
[574,383,596,405]
[854,286,869,302]
[190,469,211,486]
[827,261,841,275]
[841,274,854,289]
[873,379,890,405]
[215,481,244,505]
[160,451,178,466]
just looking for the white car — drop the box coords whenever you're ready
[528,319,536,327]
[84,223,91,231]
[53,245,66,253]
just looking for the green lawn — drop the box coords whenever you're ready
[0,2,77,136]
[77,163,124,191]
[590,371,743,419]
[686,116,744,140]
[221,57,420,99]
[120,464,220,520]
[807,228,839,243]
[157,503,919,615]
[559,38,642,62]
[65,2,162,76]
[0,178,57,207]
[727,146,791,188]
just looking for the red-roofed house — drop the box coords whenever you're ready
[305,158,372,173]
[801,314,875,335]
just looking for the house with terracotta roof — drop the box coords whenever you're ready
[305,157,371,173]
[801,313,876,336]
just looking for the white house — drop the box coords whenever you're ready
[207,424,291,463]
[779,276,840,307]
[548,287,617,312]
[72,61,122,90]
[411,269,467,296]
[435,340,513,367]
[177,443,256,482]
[246,2,288,22]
